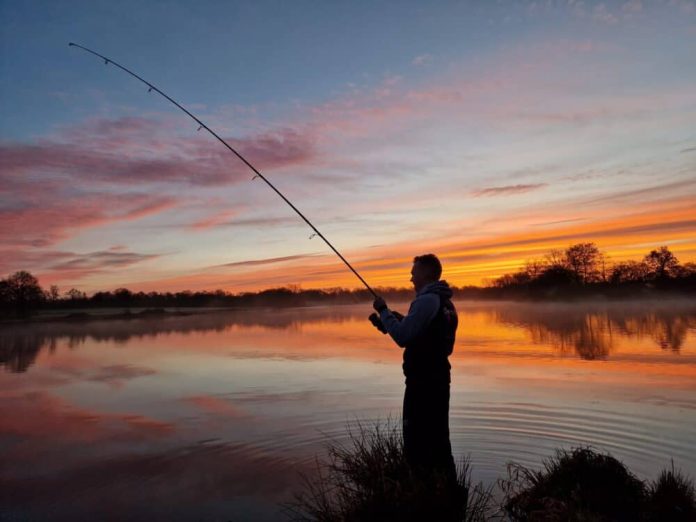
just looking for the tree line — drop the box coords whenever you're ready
[1,244,694,318]
[0,273,416,318]
[490,244,696,294]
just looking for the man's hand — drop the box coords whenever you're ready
[368,312,387,334]
[373,296,387,313]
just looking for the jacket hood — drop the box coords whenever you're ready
[418,280,453,299]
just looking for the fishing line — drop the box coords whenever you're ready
[69,42,377,298]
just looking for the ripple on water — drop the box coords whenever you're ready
[450,401,696,480]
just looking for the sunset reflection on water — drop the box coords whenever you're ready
[1,300,695,520]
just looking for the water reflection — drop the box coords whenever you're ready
[1,302,695,521]
[1,301,694,372]
[490,301,696,360]
[0,308,357,373]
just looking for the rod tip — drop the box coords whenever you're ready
[68,42,75,46]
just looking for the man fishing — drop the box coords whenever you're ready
[370,254,458,482]
[73,43,462,517]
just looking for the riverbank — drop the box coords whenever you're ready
[3,291,695,325]
[288,423,696,521]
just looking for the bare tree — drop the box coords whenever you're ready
[565,243,603,284]
[66,288,87,301]
[544,249,567,269]
[46,285,60,302]
[524,260,544,279]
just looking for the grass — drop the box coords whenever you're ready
[500,447,696,522]
[284,420,496,521]
[285,425,696,522]
[645,461,696,522]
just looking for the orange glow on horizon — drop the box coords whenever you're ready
[114,198,696,294]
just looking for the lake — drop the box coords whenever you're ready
[1,300,695,521]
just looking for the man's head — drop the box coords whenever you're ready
[410,253,442,292]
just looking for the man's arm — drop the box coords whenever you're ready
[378,294,439,347]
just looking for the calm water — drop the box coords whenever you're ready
[1,300,695,521]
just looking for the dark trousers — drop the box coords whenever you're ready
[402,380,457,482]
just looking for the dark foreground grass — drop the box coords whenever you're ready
[284,421,496,521]
[501,447,696,522]
[645,462,696,522]
[285,424,695,522]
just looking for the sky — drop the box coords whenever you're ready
[1,0,695,293]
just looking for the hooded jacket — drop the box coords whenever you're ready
[379,281,458,383]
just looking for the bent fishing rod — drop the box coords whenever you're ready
[69,42,377,298]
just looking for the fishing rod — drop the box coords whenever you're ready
[68,42,378,298]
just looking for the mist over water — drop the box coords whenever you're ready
[1,300,695,520]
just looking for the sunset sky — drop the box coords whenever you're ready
[1,0,695,293]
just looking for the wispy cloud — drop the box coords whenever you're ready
[0,193,176,249]
[216,253,323,269]
[412,53,433,66]
[187,210,239,231]
[471,184,547,197]
[0,247,159,282]
[48,250,159,272]
[0,124,316,187]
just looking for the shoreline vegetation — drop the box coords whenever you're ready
[287,422,696,521]
[2,244,694,321]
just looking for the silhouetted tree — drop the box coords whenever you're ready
[565,243,603,284]
[46,285,60,303]
[610,261,649,284]
[0,279,10,313]
[66,288,87,301]
[544,249,567,269]
[532,265,576,287]
[599,254,611,283]
[644,246,679,280]
[2,271,44,317]
[673,262,696,280]
[524,260,545,279]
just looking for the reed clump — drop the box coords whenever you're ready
[501,447,696,522]
[287,426,696,522]
[645,462,696,522]
[285,421,496,521]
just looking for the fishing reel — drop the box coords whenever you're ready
[369,313,387,334]
[368,310,404,334]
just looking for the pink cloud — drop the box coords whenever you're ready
[0,247,159,284]
[0,192,176,249]
[0,117,319,278]
[186,210,239,230]
[0,124,316,187]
